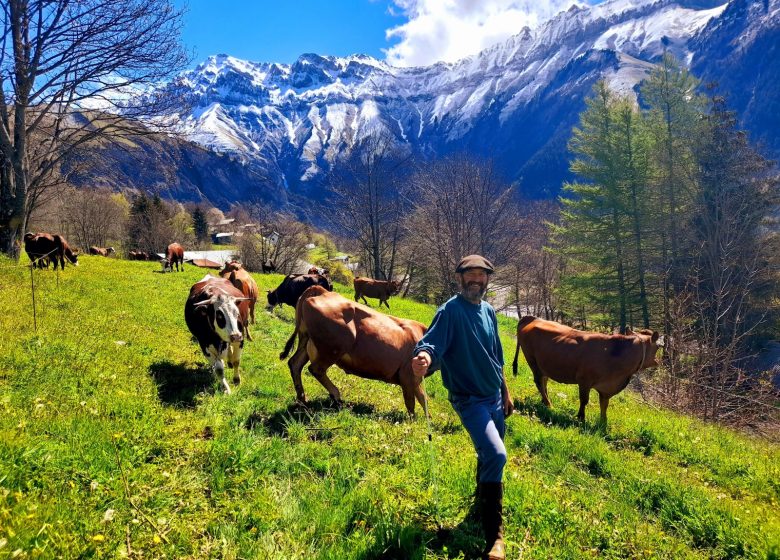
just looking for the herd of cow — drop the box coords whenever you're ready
[22,230,662,424]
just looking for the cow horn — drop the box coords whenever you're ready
[193,298,214,308]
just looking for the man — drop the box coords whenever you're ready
[411,254,513,560]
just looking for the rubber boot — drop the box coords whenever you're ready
[479,482,505,560]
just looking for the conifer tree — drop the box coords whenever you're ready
[553,81,633,331]
[641,53,704,334]
[192,207,210,246]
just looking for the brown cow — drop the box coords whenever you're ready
[353,277,401,308]
[162,242,184,272]
[280,285,430,415]
[89,246,115,256]
[23,232,79,270]
[219,261,258,341]
[512,316,661,424]
[185,274,251,393]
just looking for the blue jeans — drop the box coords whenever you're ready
[450,392,507,483]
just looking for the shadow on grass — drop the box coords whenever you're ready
[514,395,610,436]
[513,395,579,430]
[149,360,214,408]
[354,499,484,560]
[246,398,421,437]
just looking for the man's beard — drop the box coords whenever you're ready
[461,280,486,300]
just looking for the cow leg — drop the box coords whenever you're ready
[308,361,342,405]
[287,334,310,403]
[250,302,256,325]
[401,384,417,418]
[205,344,230,394]
[382,298,390,309]
[413,381,429,419]
[227,342,242,385]
[597,392,610,426]
[528,360,552,407]
[577,385,590,422]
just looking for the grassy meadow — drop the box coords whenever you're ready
[0,255,778,559]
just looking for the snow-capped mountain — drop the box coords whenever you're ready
[151,0,777,205]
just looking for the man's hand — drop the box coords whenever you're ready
[502,387,514,418]
[412,351,431,377]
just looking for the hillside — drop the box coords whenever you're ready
[0,257,778,558]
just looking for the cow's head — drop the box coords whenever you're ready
[161,258,170,272]
[221,261,242,274]
[65,247,79,265]
[107,247,115,254]
[194,293,247,343]
[389,280,401,294]
[631,328,661,368]
[267,289,278,307]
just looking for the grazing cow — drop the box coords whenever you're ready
[89,246,115,257]
[219,261,258,341]
[184,275,251,394]
[512,316,661,424]
[23,232,79,270]
[280,285,430,415]
[307,266,319,274]
[161,242,184,272]
[128,250,150,261]
[267,273,333,308]
[353,277,401,308]
[261,260,277,273]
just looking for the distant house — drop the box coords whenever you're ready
[210,218,236,235]
[266,231,280,245]
[305,243,316,250]
[212,232,234,245]
[329,255,350,264]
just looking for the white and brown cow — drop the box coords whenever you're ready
[184,274,251,394]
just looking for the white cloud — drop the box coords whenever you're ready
[383,0,586,67]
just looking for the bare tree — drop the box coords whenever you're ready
[327,133,411,280]
[61,187,127,249]
[503,200,564,319]
[405,155,520,303]
[0,0,188,257]
[238,207,309,274]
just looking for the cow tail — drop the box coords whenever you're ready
[512,330,521,377]
[280,326,298,360]
[279,297,302,360]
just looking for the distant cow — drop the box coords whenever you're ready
[267,273,333,308]
[23,232,79,270]
[353,277,401,308]
[128,250,152,261]
[280,286,430,415]
[89,246,115,257]
[185,275,251,394]
[512,316,662,424]
[162,243,184,272]
[219,261,258,341]
[261,260,277,273]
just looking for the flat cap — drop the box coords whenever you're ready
[455,254,494,274]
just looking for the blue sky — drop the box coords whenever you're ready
[176,0,597,68]
[175,1,400,66]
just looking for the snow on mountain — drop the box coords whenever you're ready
[154,0,773,202]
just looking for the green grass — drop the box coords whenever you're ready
[0,255,778,559]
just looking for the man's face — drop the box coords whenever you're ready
[459,268,488,301]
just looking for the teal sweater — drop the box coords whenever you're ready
[414,294,504,399]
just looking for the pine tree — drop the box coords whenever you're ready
[641,53,704,335]
[553,81,633,331]
[192,207,210,245]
